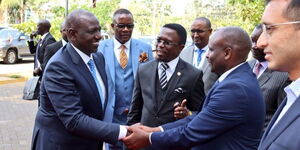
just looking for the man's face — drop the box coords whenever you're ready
[70,15,102,55]
[207,35,226,75]
[112,14,134,44]
[251,28,265,62]
[191,20,212,49]
[257,0,300,77]
[155,27,184,62]
[36,23,46,35]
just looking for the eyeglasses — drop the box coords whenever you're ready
[115,23,134,29]
[156,38,179,46]
[262,21,300,36]
[191,29,211,34]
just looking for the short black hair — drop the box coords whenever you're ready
[195,17,211,29]
[163,23,187,45]
[112,8,133,23]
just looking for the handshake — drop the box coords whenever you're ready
[121,123,161,150]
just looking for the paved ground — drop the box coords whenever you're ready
[0,79,38,149]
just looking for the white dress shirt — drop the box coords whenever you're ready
[113,37,131,63]
[192,45,208,69]
[158,57,179,82]
[71,43,127,139]
[270,77,300,132]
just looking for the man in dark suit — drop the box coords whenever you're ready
[28,19,56,76]
[123,27,265,150]
[257,0,300,149]
[42,21,68,70]
[31,9,128,150]
[127,23,204,127]
[248,24,289,132]
[180,17,218,94]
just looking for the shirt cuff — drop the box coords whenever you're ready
[118,125,127,140]
[159,126,164,132]
[149,132,153,144]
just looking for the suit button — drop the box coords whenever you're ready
[155,116,159,119]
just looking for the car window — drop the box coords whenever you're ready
[0,30,10,39]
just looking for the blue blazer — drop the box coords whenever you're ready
[258,96,300,150]
[98,38,153,124]
[31,43,120,150]
[151,63,265,150]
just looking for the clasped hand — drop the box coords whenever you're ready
[121,123,160,150]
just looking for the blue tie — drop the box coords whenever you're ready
[87,59,104,108]
[197,49,204,66]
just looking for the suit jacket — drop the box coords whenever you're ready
[248,59,289,131]
[258,96,300,150]
[31,43,120,150]
[150,63,265,150]
[98,38,153,124]
[127,58,205,127]
[28,33,56,70]
[180,45,218,94]
[42,40,63,70]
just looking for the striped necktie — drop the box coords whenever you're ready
[160,63,169,90]
[197,49,204,66]
[87,59,104,108]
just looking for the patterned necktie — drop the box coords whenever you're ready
[254,62,262,76]
[197,49,204,66]
[160,63,169,90]
[87,59,104,108]
[119,45,128,69]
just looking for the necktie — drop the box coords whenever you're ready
[197,49,204,66]
[160,63,169,90]
[87,59,104,108]
[254,62,262,76]
[119,45,128,69]
[34,39,42,69]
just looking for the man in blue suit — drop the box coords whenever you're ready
[122,27,265,150]
[31,9,127,150]
[257,0,300,149]
[98,8,153,150]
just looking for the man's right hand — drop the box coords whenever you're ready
[30,32,37,39]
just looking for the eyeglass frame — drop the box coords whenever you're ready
[191,29,211,34]
[155,38,179,46]
[114,23,135,29]
[262,21,300,36]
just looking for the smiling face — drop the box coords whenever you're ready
[155,27,184,62]
[68,14,102,56]
[191,19,212,49]
[112,14,134,44]
[257,0,300,80]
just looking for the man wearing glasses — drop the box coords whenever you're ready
[257,0,300,149]
[98,8,153,150]
[126,23,205,150]
[180,17,218,94]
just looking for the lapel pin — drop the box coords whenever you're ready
[177,72,181,76]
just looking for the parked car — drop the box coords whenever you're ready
[0,28,33,64]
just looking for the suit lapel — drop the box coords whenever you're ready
[130,39,140,79]
[158,59,183,111]
[105,40,116,84]
[150,60,159,110]
[258,68,272,86]
[186,46,194,64]
[67,44,102,111]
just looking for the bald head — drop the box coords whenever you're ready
[36,19,51,35]
[212,26,251,62]
[66,9,98,29]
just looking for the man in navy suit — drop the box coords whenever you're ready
[98,8,153,150]
[31,9,127,150]
[122,27,265,150]
[257,0,300,149]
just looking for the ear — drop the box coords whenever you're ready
[67,28,76,42]
[224,47,232,60]
[111,23,115,29]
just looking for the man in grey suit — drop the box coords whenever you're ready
[248,24,289,132]
[127,23,205,149]
[257,0,300,149]
[180,17,218,94]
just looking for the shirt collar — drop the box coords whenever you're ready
[71,43,93,64]
[194,44,208,52]
[218,62,246,82]
[256,60,268,69]
[41,32,49,40]
[158,57,179,72]
[62,39,67,46]
[113,37,131,50]
[286,77,300,98]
